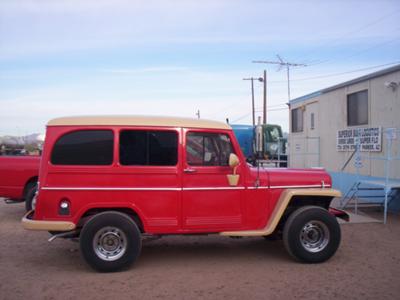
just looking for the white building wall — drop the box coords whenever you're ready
[289,69,400,179]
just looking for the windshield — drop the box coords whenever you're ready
[268,126,281,142]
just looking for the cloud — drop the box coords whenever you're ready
[0,67,294,136]
[1,0,399,135]
[100,66,190,74]
[1,0,399,60]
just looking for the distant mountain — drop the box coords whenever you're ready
[0,133,44,146]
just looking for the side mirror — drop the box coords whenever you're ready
[227,153,240,186]
[229,153,240,170]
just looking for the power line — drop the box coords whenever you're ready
[231,106,289,123]
[211,61,400,123]
[253,55,307,101]
[255,108,287,112]
[205,102,241,118]
[231,62,400,122]
[288,61,400,82]
[307,35,400,67]
[217,61,400,124]
[205,75,264,119]
[267,61,400,83]
[231,112,252,123]
[298,8,400,63]
[255,104,287,109]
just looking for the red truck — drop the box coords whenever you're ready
[0,155,40,210]
[22,116,347,272]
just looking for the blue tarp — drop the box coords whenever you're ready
[231,124,254,158]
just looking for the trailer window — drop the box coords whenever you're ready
[291,108,303,133]
[119,130,178,166]
[310,113,315,130]
[186,132,233,166]
[347,90,368,126]
[51,130,114,165]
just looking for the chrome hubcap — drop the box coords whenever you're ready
[93,227,127,261]
[31,195,37,210]
[300,220,330,253]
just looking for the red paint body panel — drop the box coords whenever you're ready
[34,123,334,234]
[267,168,332,188]
[0,156,40,200]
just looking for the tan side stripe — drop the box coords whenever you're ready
[41,186,245,191]
[183,187,245,191]
[42,187,181,191]
[269,184,331,189]
[42,185,330,191]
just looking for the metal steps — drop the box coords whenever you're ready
[339,179,399,223]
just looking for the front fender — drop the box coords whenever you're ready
[220,188,342,237]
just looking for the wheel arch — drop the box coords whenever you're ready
[270,189,342,234]
[220,188,341,237]
[77,206,145,233]
[23,176,38,199]
[276,193,338,233]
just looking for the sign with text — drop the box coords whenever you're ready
[337,127,381,152]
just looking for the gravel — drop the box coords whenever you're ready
[1,199,399,300]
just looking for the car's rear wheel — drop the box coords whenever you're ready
[80,211,142,272]
[25,183,37,211]
[283,206,341,263]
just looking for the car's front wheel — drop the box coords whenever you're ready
[283,206,341,263]
[80,211,142,272]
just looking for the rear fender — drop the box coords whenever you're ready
[74,203,146,231]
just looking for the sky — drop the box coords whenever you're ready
[0,0,399,135]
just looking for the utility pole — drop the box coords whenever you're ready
[243,77,263,126]
[196,109,200,119]
[253,55,307,102]
[263,70,267,124]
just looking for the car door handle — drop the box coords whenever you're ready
[183,168,197,173]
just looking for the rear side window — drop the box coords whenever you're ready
[186,132,234,166]
[51,130,114,165]
[119,130,178,166]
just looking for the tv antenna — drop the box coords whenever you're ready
[253,55,307,101]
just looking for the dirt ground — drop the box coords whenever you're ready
[1,200,399,300]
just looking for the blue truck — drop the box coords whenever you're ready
[231,124,287,167]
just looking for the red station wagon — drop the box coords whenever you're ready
[22,116,347,272]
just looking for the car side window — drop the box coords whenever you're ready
[186,132,234,166]
[51,130,114,165]
[119,130,178,166]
